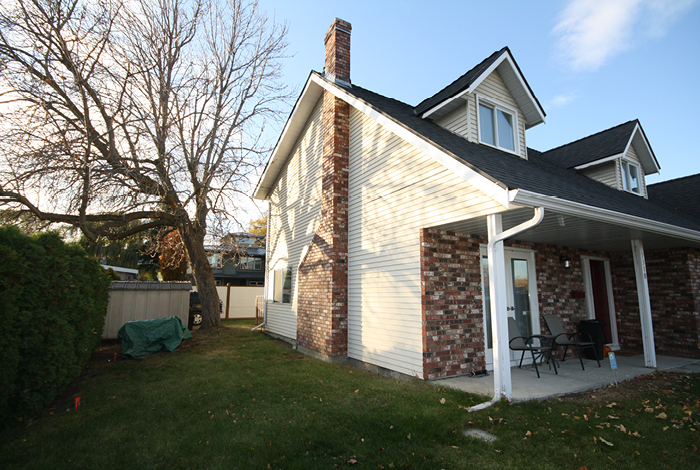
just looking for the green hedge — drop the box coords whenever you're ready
[0,226,111,426]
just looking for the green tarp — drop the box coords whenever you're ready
[118,316,192,359]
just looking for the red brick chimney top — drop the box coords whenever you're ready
[324,18,351,86]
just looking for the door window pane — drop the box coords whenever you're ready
[511,258,531,337]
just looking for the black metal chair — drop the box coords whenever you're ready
[508,318,558,378]
[542,314,601,370]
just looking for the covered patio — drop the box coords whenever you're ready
[435,354,700,401]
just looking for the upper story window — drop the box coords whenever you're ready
[239,256,262,270]
[621,160,641,195]
[477,97,517,153]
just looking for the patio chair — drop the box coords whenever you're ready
[508,318,558,378]
[542,314,601,370]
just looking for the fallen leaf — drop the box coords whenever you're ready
[451,446,459,449]
[440,398,446,405]
[347,458,357,465]
[616,424,627,433]
[407,433,411,440]
[599,437,614,447]
[656,412,668,420]
[525,431,532,437]
[606,403,617,408]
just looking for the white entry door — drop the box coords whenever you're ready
[481,247,541,369]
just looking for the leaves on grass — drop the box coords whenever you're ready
[440,398,445,405]
[656,412,668,420]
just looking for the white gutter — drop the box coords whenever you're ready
[469,207,544,411]
[511,189,700,243]
[252,201,272,332]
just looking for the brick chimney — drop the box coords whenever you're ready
[295,19,351,359]
[324,18,351,86]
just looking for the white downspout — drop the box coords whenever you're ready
[252,202,272,332]
[469,207,544,411]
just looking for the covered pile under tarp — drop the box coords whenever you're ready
[118,316,192,359]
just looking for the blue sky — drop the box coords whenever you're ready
[261,0,700,186]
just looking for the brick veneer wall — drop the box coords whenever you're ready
[296,20,351,358]
[420,231,614,378]
[420,229,486,379]
[613,248,700,358]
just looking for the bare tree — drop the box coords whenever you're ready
[0,0,290,328]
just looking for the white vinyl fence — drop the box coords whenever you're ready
[104,281,191,339]
[216,285,265,319]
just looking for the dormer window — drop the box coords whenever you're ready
[621,160,641,195]
[477,96,518,153]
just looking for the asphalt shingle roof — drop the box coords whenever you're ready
[538,120,638,169]
[414,48,508,116]
[331,75,700,233]
[648,174,700,220]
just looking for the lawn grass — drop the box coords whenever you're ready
[1,319,698,469]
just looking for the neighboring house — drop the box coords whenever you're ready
[101,264,139,280]
[206,233,265,287]
[254,19,700,400]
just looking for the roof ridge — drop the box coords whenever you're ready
[540,119,638,155]
[413,47,508,113]
[648,172,700,188]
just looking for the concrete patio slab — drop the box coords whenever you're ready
[434,354,700,402]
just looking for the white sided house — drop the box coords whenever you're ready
[254,19,700,400]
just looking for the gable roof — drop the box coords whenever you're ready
[331,77,700,234]
[414,47,546,129]
[539,120,660,175]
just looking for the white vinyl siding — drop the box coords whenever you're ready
[580,161,618,188]
[472,71,527,159]
[433,70,528,159]
[266,98,325,339]
[623,144,647,197]
[435,102,470,139]
[347,107,504,377]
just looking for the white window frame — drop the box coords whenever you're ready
[476,95,519,155]
[273,266,292,304]
[621,160,642,195]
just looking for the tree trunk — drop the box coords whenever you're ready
[181,225,221,330]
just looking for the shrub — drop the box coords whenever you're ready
[0,226,111,426]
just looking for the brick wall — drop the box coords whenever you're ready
[295,21,351,358]
[613,248,700,358]
[420,229,486,379]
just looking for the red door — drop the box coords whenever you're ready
[589,260,611,343]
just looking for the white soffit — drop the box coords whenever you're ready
[510,189,700,243]
[254,75,324,200]
[628,123,660,175]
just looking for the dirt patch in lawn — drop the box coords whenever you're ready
[558,370,697,403]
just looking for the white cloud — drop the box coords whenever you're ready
[547,93,578,109]
[553,0,697,72]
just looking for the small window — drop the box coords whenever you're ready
[273,267,292,304]
[478,98,517,153]
[622,161,641,194]
[239,257,262,270]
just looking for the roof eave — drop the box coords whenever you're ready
[254,73,324,200]
[510,189,700,242]
[420,49,546,128]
